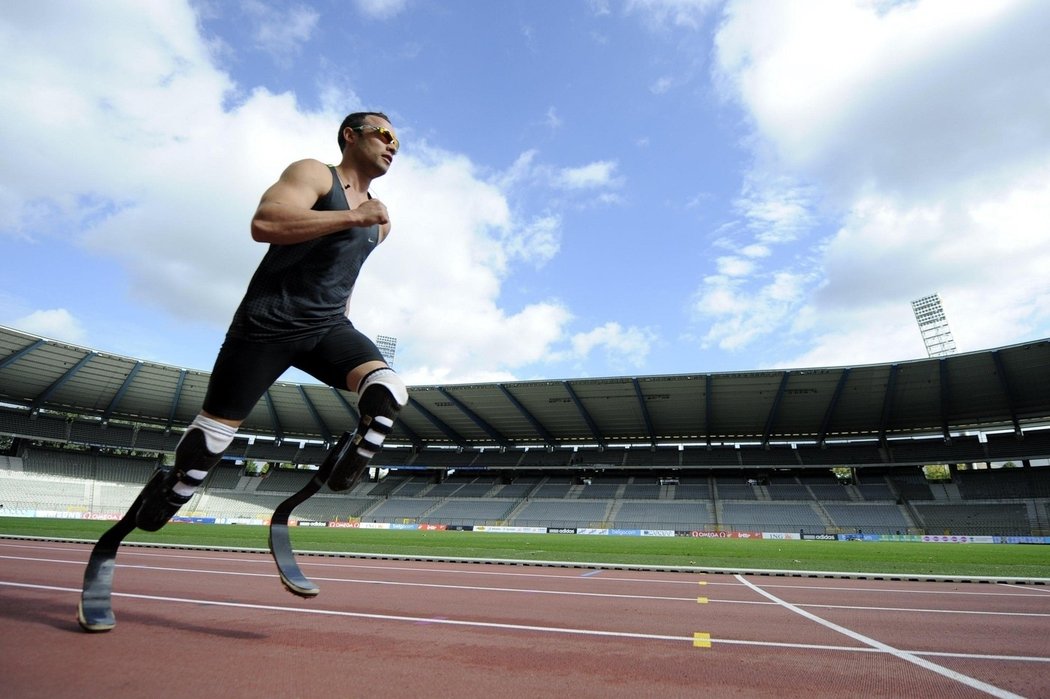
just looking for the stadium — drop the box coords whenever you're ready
[4,326,1050,696]
[3,324,1049,537]
[5,2,1050,692]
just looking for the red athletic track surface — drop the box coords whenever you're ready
[1,539,1048,698]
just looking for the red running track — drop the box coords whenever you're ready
[1,539,1048,698]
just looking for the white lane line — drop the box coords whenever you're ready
[6,554,1048,616]
[711,637,1050,664]
[706,597,1050,618]
[736,574,1025,699]
[0,581,691,644]
[0,555,695,602]
[781,602,1050,618]
[1002,582,1050,594]
[3,543,1048,597]
[724,581,1050,598]
[2,580,1048,665]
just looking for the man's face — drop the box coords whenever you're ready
[347,116,398,175]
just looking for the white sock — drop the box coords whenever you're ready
[187,414,238,454]
[170,416,237,497]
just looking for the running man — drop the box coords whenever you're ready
[78,111,407,631]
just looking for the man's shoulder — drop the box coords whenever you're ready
[284,158,333,177]
[279,159,335,191]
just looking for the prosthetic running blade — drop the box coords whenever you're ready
[77,492,144,632]
[268,431,354,597]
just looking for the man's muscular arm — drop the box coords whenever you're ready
[250,159,390,245]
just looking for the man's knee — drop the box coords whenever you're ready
[328,368,407,492]
[358,366,408,414]
[135,415,236,531]
[355,367,407,455]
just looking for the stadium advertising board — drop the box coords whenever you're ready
[473,525,547,534]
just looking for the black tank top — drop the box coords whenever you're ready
[227,166,380,341]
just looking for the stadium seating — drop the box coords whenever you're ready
[680,446,741,467]
[721,503,825,530]
[134,429,182,452]
[715,483,758,500]
[612,501,712,529]
[822,504,911,533]
[0,408,69,441]
[510,500,610,528]
[205,462,245,489]
[912,503,1030,536]
[620,484,661,499]
[255,468,314,493]
[2,447,1047,536]
[807,484,852,501]
[367,498,438,520]
[424,499,516,524]
[577,484,620,499]
[623,447,682,467]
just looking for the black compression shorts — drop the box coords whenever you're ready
[202,320,385,421]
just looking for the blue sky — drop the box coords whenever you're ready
[2,0,1049,387]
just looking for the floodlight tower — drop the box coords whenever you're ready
[375,334,398,367]
[911,294,957,358]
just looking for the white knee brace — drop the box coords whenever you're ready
[353,367,407,459]
[358,367,408,408]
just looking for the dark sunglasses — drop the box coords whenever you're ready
[351,125,399,153]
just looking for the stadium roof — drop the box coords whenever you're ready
[1,325,1048,449]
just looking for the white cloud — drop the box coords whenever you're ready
[495,151,625,208]
[244,1,319,62]
[494,150,539,190]
[354,0,410,20]
[716,0,1050,201]
[733,176,813,244]
[553,160,622,190]
[566,322,656,371]
[0,1,607,384]
[701,0,1050,362]
[626,0,720,29]
[739,244,770,258]
[650,76,674,94]
[501,214,562,267]
[14,309,87,343]
[693,270,811,350]
[545,106,563,130]
[588,0,612,17]
[715,256,754,278]
[298,145,578,384]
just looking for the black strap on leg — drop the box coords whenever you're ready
[353,415,395,456]
[328,381,401,491]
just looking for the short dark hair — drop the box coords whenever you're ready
[338,111,392,151]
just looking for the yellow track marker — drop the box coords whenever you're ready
[697,581,708,586]
[693,632,712,648]
[697,596,709,604]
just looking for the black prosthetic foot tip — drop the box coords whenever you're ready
[77,599,115,633]
[78,550,118,632]
[77,495,140,632]
[269,526,319,598]
[266,431,354,596]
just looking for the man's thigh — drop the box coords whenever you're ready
[294,322,385,390]
[203,336,301,420]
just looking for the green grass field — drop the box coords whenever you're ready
[2,517,1048,578]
